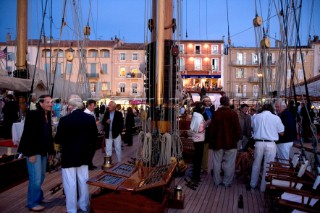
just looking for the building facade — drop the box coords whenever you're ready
[225,45,314,105]
[177,40,225,93]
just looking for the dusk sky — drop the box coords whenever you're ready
[0,0,319,47]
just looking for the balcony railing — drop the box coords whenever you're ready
[248,76,260,83]
[126,73,142,78]
[86,73,99,78]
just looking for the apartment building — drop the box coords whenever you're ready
[178,40,225,92]
[112,43,145,104]
[225,45,314,103]
[0,38,145,105]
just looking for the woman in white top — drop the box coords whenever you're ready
[189,102,206,184]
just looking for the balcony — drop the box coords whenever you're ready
[86,73,99,80]
[126,73,142,78]
[248,76,260,83]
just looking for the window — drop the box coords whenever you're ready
[252,53,259,64]
[90,63,97,74]
[179,44,184,54]
[102,82,110,90]
[242,85,247,97]
[235,84,241,97]
[253,85,259,97]
[253,68,258,77]
[119,83,125,93]
[211,45,218,54]
[272,69,276,79]
[236,68,246,78]
[90,83,97,93]
[287,69,291,79]
[130,67,138,78]
[101,50,110,58]
[55,63,62,76]
[298,69,303,80]
[44,63,50,73]
[267,53,273,64]
[132,53,138,60]
[120,53,126,60]
[179,57,185,71]
[236,53,244,65]
[132,83,138,94]
[101,64,108,74]
[194,58,202,70]
[91,50,98,58]
[7,52,15,61]
[67,63,72,75]
[212,58,219,71]
[195,45,201,54]
[58,50,64,58]
[119,67,126,77]
[297,53,305,63]
[80,49,86,58]
[237,53,246,65]
[45,50,51,57]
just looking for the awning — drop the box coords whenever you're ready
[181,75,221,79]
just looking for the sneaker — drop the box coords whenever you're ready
[29,205,45,212]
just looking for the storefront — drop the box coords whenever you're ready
[181,75,222,92]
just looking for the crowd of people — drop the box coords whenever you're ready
[0,91,319,212]
[186,95,318,193]
[0,92,142,212]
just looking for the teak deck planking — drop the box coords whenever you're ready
[0,135,267,213]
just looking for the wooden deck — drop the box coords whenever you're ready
[0,135,268,213]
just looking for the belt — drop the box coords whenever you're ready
[254,139,274,142]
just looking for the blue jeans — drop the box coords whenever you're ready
[26,155,47,208]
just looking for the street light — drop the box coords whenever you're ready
[257,73,263,98]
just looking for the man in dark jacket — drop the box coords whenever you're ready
[18,94,55,212]
[54,95,98,213]
[209,96,241,187]
[2,94,19,138]
[102,100,124,162]
[275,100,296,162]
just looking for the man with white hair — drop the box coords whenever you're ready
[102,101,124,162]
[275,100,296,162]
[54,94,98,213]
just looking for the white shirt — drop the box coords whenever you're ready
[252,111,284,141]
[84,108,96,120]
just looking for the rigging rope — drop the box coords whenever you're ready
[158,133,172,166]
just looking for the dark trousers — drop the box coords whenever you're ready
[125,130,133,146]
[88,139,97,166]
[192,141,205,181]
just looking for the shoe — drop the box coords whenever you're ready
[89,165,98,170]
[29,205,45,212]
[40,198,53,203]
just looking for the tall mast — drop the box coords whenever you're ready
[16,0,28,76]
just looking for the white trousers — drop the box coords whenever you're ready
[276,142,293,163]
[62,165,89,213]
[250,142,277,192]
[105,132,122,162]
